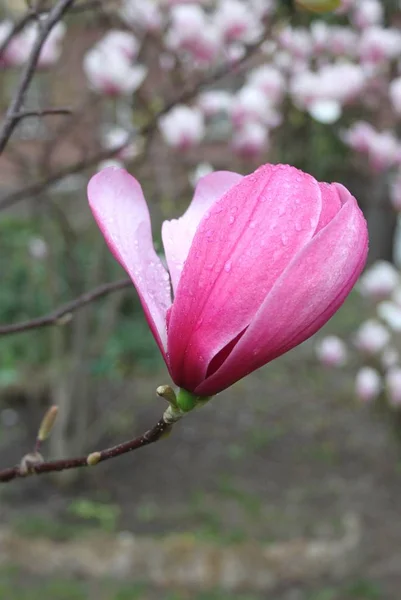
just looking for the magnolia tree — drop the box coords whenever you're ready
[316,259,401,412]
[0,0,386,483]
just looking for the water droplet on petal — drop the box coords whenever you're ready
[224,260,232,273]
[249,220,256,229]
[281,234,288,246]
[229,216,235,224]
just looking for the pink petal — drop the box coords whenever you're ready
[168,164,323,392]
[315,182,342,233]
[162,171,243,293]
[197,190,368,395]
[88,167,172,355]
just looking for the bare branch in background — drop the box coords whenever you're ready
[0,278,131,336]
[0,32,268,211]
[10,108,72,122]
[0,0,76,155]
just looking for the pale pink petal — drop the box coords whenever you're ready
[168,164,323,391]
[162,171,243,292]
[196,192,368,395]
[88,167,171,355]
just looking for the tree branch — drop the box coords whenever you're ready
[10,108,73,122]
[0,0,76,155]
[0,278,131,336]
[0,32,268,210]
[0,414,173,483]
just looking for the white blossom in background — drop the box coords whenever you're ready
[390,172,401,212]
[389,77,401,114]
[0,19,66,68]
[232,121,268,160]
[189,162,213,186]
[213,0,261,44]
[377,301,401,333]
[101,126,139,162]
[315,336,348,367]
[246,65,286,105]
[351,0,383,29]
[386,368,401,407]
[28,238,48,260]
[381,347,400,370]
[159,105,205,150]
[197,90,233,117]
[354,319,390,355]
[120,0,163,32]
[166,5,221,64]
[359,27,401,65]
[83,31,146,96]
[358,260,399,301]
[230,87,281,128]
[355,367,382,403]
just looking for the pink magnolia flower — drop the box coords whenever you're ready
[352,0,383,29]
[88,164,367,399]
[232,122,269,159]
[358,260,399,300]
[213,0,261,44]
[359,27,401,65]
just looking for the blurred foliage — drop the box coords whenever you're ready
[0,216,161,389]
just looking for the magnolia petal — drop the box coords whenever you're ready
[315,181,342,233]
[162,171,243,293]
[168,164,323,391]
[197,192,368,395]
[87,167,171,355]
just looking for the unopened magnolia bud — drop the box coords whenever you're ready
[37,405,59,442]
[19,452,44,476]
[87,452,102,466]
[296,0,340,12]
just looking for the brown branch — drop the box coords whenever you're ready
[0,32,268,210]
[0,415,172,483]
[10,108,73,122]
[0,0,76,155]
[0,278,131,336]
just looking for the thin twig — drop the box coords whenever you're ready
[0,0,76,155]
[0,415,172,483]
[10,108,72,122]
[0,33,268,210]
[0,278,131,336]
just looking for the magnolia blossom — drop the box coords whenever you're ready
[213,0,261,43]
[354,319,390,355]
[351,0,383,29]
[315,335,348,367]
[358,260,399,300]
[386,368,401,407]
[377,302,401,332]
[101,127,139,162]
[232,122,269,159]
[390,171,401,211]
[381,347,399,370]
[197,90,233,117]
[247,65,286,105]
[166,5,221,63]
[308,100,342,124]
[355,367,382,403]
[230,87,281,128]
[389,77,401,114]
[84,31,146,96]
[0,19,66,68]
[290,63,366,111]
[159,105,205,150]
[88,164,367,400]
[278,26,312,60]
[359,27,401,64]
[327,26,359,56]
[120,0,163,32]
[342,123,401,172]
